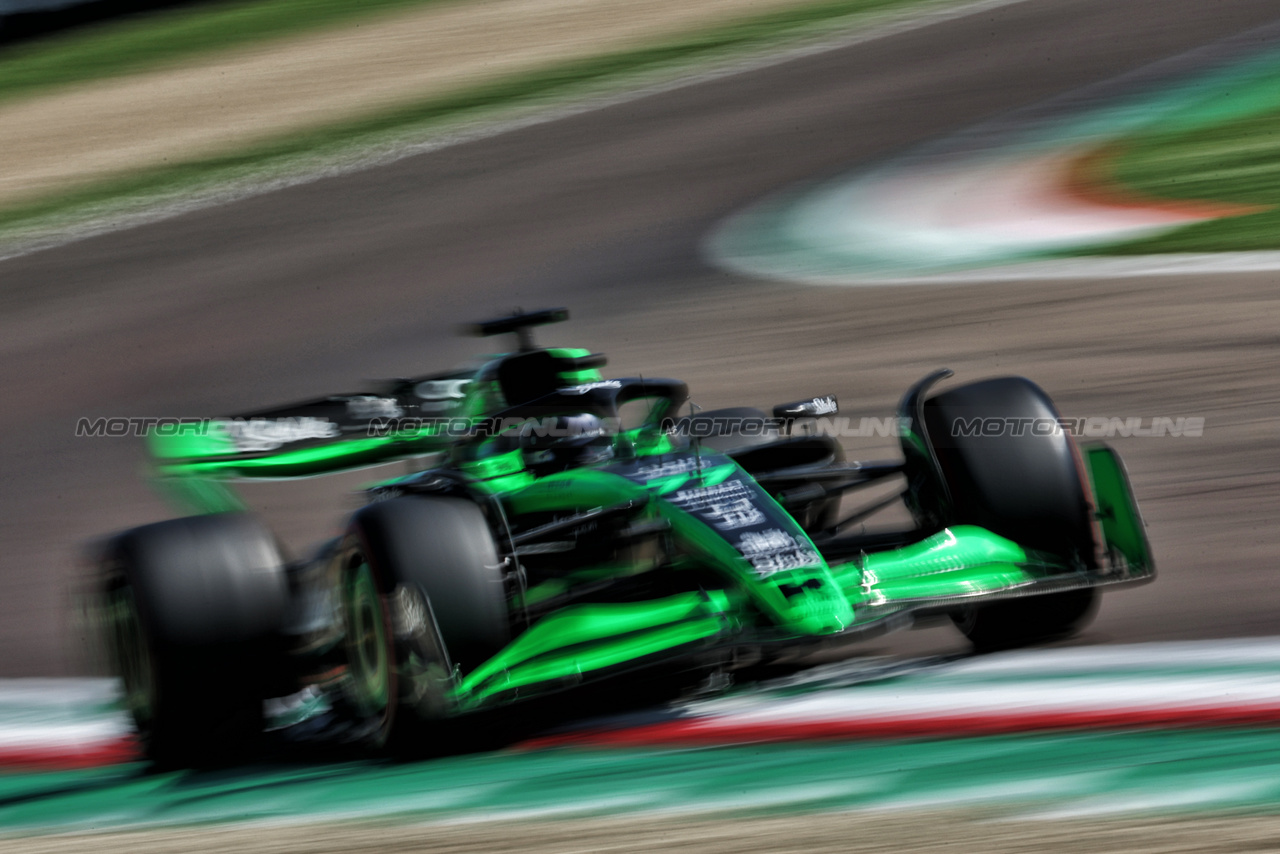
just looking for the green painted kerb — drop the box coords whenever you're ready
[7,729,1280,835]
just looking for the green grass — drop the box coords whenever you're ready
[1097,108,1280,254]
[0,0,940,237]
[1069,48,1280,256]
[0,0,444,104]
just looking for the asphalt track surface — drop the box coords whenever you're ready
[3,0,1280,679]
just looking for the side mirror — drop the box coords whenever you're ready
[772,395,838,419]
[772,395,838,435]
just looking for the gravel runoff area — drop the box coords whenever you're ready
[0,0,949,211]
[10,810,1280,854]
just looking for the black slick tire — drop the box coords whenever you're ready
[100,513,288,767]
[342,496,509,751]
[921,377,1100,649]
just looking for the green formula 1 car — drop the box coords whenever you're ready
[95,309,1153,765]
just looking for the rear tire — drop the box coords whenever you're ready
[100,513,288,767]
[342,497,509,750]
[920,377,1100,649]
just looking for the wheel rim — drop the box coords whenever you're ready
[390,583,455,720]
[345,560,390,720]
[106,584,155,730]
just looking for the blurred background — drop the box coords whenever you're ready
[3,0,1280,849]
[1,0,209,44]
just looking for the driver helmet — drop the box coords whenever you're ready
[519,413,614,475]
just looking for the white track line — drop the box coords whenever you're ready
[817,251,1280,283]
[528,637,1280,746]
[12,637,1280,765]
[706,27,1280,284]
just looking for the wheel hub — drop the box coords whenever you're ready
[345,561,390,718]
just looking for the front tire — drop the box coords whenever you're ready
[952,587,1098,651]
[919,377,1100,649]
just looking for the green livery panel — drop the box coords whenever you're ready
[1084,443,1155,579]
